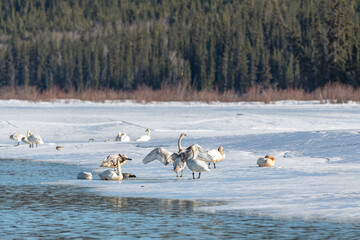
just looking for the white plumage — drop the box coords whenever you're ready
[142,147,175,166]
[115,132,130,142]
[257,155,276,167]
[185,145,210,179]
[26,130,44,148]
[77,172,93,180]
[136,128,151,142]
[9,132,25,146]
[194,145,226,168]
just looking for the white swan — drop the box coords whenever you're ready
[99,154,132,180]
[185,145,210,179]
[77,172,93,180]
[196,146,225,168]
[257,155,276,167]
[142,133,188,177]
[26,130,44,148]
[100,154,131,171]
[9,132,25,146]
[136,128,151,142]
[21,135,32,147]
[115,132,130,142]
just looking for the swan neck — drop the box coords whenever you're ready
[178,135,184,152]
[191,146,198,159]
[117,158,123,179]
[147,129,151,136]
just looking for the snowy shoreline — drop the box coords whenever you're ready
[1,100,360,222]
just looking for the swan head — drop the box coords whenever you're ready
[121,133,127,136]
[146,128,150,133]
[88,138,94,142]
[180,133,186,138]
[118,132,122,136]
[117,154,132,165]
[26,130,31,136]
[218,146,224,153]
[265,155,275,161]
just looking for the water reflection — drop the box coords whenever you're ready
[0,159,360,239]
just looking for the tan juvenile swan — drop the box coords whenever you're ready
[99,154,132,180]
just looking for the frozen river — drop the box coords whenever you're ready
[1,100,360,226]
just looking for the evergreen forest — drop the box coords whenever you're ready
[0,0,359,94]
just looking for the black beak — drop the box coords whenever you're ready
[127,158,132,161]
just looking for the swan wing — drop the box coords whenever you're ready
[187,159,210,172]
[99,170,122,180]
[142,147,174,166]
[28,134,44,144]
[100,154,118,168]
[136,135,150,142]
[121,135,130,142]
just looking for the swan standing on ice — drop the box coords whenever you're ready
[185,145,210,179]
[196,146,226,168]
[173,133,187,177]
[115,132,130,142]
[257,155,276,167]
[101,154,131,171]
[27,130,44,147]
[99,154,132,180]
[21,135,31,147]
[142,133,188,177]
[136,128,151,142]
[9,132,25,146]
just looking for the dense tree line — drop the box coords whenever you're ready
[0,0,359,93]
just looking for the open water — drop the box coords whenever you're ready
[0,158,359,239]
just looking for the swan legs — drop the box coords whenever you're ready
[176,170,184,177]
[208,162,216,169]
[192,172,201,179]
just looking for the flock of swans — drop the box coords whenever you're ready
[9,128,276,181]
[10,130,44,148]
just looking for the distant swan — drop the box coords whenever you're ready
[9,132,25,146]
[99,154,132,180]
[257,155,276,167]
[196,146,226,168]
[21,136,31,147]
[186,145,210,179]
[136,128,151,142]
[101,154,131,171]
[77,172,93,180]
[142,133,188,177]
[26,130,44,148]
[115,132,130,142]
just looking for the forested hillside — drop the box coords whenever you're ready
[0,0,359,93]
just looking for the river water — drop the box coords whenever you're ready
[0,158,359,239]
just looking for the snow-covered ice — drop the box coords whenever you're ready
[1,100,360,222]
